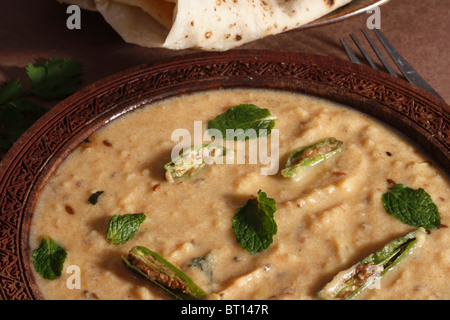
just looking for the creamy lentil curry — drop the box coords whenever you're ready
[29,89,450,300]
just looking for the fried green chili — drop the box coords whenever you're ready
[122,246,207,300]
[317,228,427,300]
[164,143,231,182]
[281,137,343,181]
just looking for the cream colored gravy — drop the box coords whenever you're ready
[29,89,450,300]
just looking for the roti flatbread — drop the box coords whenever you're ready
[58,0,352,50]
[111,0,175,29]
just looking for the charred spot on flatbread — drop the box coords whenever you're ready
[325,0,335,7]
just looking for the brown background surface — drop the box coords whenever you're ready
[0,0,449,106]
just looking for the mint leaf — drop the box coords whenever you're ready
[32,236,67,280]
[27,57,81,99]
[106,213,146,245]
[207,104,276,140]
[232,190,277,254]
[382,184,441,229]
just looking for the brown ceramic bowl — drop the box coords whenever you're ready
[0,50,448,300]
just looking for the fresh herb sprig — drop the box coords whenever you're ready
[0,57,81,153]
[382,184,441,230]
[32,236,67,280]
[207,104,276,140]
[232,190,277,254]
[106,213,147,245]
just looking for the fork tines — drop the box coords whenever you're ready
[340,29,445,102]
[341,29,398,77]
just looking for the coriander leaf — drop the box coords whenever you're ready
[0,57,81,156]
[382,184,441,229]
[32,236,67,280]
[27,57,81,99]
[207,104,276,140]
[232,190,277,254]
[106,213,146,245]
[0,79,22,104]
[0,103,24,140]
[0,99,46,144]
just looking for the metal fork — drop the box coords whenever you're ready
[340,29,445,102]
